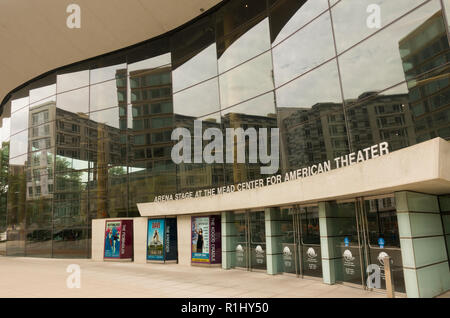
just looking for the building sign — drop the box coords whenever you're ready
[147,218,178,262]
[282,244,295,272]
[344,237,350,247]
[340,246,363,285]
[251,244,266,268]
[154,142,390,203]
[236,244,246,267]
[104,220,133,260]
[304,247,321,272]
[191,216,221,264]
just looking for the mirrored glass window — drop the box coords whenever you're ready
[57,67,90,93]
[219,51,274,109]
[332,0,429,54]
[276,59,346,171]
[272,11,334,87]
[174,78,220,118]
[171,16,217,92]
[215,0,267,39]
[269,0,329,46]
[217,18,271,74]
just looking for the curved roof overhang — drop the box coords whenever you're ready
[0,0,223,106]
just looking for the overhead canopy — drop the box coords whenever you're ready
[0,0,222,105]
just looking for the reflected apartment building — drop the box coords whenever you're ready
[399,10,450,143]
[0,0,449,298]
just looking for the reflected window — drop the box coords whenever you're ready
[338,1,443,101]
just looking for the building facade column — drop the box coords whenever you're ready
[440,195,450,264]
[133,217,148,264]
[318,202,341,285]
[265,207,283,275]
[395,191,450,298]
[221,211,236,270]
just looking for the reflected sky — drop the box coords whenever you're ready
[218,18,271,74]
[332,0,429,54]
[219,51,274,109]
[90,64,126,84]
[271,0,329,46]
[90,80,120,111]
[338,1,441,100]
[128,53,171,73]
[11,96,28,114]
[57,70,89,93]
[276,59,342,108]
[9,130,28,159]
[172,44,218,93]
[272,11,334,87]
[89,107,120,129]
[11,102,29,136]
[29,84,56,104]
[173,78,220,118]
[56,86,89,114]
[0,117,10,144]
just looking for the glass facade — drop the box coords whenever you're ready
[0,0,449,258]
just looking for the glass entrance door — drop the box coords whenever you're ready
[363,196,405,293]
[233,211,249,270]
[298,206,322,278]
[335,201,366,286]
[249,211,266,271]
[231,211,266,271]
[334,197,405,293]
[280,205,322,278]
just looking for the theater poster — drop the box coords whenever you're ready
[104,220,133,260]
[191,216,221,264]
[147,219,165,261]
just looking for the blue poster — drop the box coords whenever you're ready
[147,219,165,261]
[104,221,121,259]
[344,237,350,247]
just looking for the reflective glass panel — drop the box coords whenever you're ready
[272,10,334,87]
[332,0,429,54]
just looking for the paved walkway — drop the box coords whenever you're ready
[0,256,412,298]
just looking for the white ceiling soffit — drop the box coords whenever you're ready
[0,0,222,104]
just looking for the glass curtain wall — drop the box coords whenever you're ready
[0,0,448,258]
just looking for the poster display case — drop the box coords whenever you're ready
[191,215,221,265]
[104,220,133,261]
[147,218,178,263]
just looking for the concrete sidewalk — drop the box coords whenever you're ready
[0,256,398,298]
